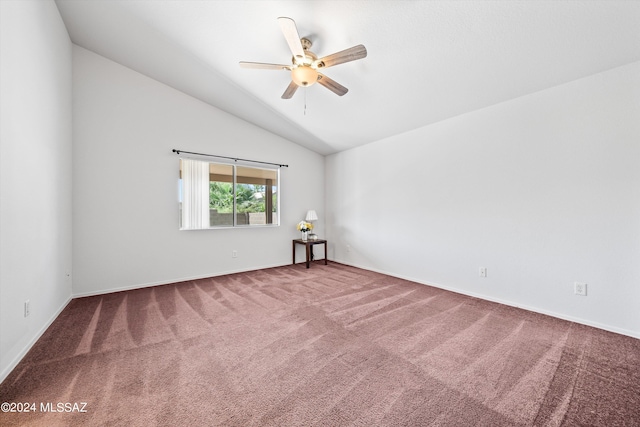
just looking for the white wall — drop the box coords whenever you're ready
[326,61,640,338]
[72,46,324,296]
[0,0,73,381]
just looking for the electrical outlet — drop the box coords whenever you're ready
[232,250,238,258]
[346,245,351,252]
[574,282,587,296]
[479,267,487,278]
[24,300,30,317]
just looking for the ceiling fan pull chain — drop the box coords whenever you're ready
[304,87,307,116]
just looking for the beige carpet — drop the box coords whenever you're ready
[1,262,639,426]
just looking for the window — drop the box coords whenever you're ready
[179,158,279,230]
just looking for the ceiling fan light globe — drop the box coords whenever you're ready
[291,66,318,87]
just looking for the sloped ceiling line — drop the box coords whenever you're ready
[55,0,640,155]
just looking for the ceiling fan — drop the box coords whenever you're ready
[239,17,367,99]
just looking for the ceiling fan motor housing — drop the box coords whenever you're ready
[291,39,319,86]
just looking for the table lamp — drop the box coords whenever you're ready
[305,210,318,240]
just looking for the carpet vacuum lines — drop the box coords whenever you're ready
[1,262,639,426]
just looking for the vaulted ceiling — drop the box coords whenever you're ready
[55,1,640,155]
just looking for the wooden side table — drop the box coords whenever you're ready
[292,239,328,268]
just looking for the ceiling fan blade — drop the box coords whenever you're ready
[278,17,305,61]
[317,73,348,96]
[239,61,291,71]
[317,44,367,68]
[281,81,299,99]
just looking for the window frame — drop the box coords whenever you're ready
[178,157,280,230]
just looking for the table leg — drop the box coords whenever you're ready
[305,243,311,268]
[292,241,296,265]
[324,241,328,265]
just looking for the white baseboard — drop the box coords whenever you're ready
[332,258,640,340]
[4,263,298,383]
[5,259,635,387]
[0,296,73,385]
[72,262,291,298]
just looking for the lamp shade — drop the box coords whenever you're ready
[305,210,318,221]
[291,66,318,87]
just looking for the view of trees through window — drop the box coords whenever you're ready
[209,182,272,214]
[179,159,279,229]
